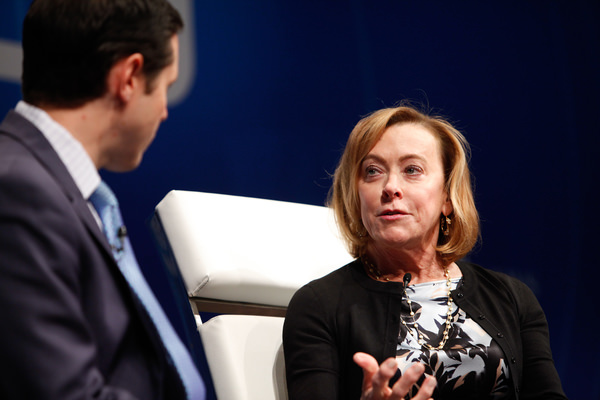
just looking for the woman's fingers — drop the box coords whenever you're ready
[353,353,397,399]
[353,352,379,376]
[390,363,436,399]
[370,358,398,398]
[354,352,436,400]
[411,374,436,400]
[353,352,379,395]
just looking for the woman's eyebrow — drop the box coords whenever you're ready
[362,153,427,164]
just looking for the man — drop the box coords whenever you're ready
[0,1,206,399]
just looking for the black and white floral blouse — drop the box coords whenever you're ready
[396,278,511,399]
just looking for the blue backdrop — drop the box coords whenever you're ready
[1,1,598,398]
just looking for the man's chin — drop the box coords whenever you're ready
[103,155,144,173]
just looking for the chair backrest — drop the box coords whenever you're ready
[151,190,354,400]
[152,190,354,316]
[198,314,287,400]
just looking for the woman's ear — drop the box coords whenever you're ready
[106,53,144,104]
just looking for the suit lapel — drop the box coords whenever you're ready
[1,111,115,257]
[0,110,172,370]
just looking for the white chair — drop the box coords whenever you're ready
[151,190,353,400]
[152,190,353,317]
[198,314,287,400]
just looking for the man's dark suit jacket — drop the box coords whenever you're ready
[0,110,186,399]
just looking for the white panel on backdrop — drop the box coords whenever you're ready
[0,39,20,83]
[0,0,195,105]
[167,0,196,106]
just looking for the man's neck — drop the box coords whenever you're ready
[43,98,115,169]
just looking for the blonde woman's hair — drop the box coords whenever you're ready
[329,104,480,265]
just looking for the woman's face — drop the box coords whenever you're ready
[357,123,452,253]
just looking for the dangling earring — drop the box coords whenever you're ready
[441,215,451,236]
[353,220,367,238]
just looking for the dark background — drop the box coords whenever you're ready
[1,1,598,398]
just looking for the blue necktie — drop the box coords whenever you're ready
[89,181,206,400]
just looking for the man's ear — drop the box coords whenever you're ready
[106,53,144,104]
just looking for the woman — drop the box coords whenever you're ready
[283,105,567,399]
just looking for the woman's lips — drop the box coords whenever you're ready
[378,209,408,220]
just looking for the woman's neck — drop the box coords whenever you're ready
[364,244,451,284]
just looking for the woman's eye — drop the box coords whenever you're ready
[405,165,423,175]
[365,166,381,177]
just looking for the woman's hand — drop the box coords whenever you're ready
[353,352,436,400]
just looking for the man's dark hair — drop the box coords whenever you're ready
[21,0,183,108]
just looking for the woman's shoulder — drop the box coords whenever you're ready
[287,259,364,308]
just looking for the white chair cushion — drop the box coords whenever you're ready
[153,190,353,307]
[198,315,287,400]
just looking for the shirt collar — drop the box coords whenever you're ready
[15,101,101,199]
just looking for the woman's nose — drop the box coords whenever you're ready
[382,173,402,199]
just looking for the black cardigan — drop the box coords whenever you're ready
[283,260,567,400]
